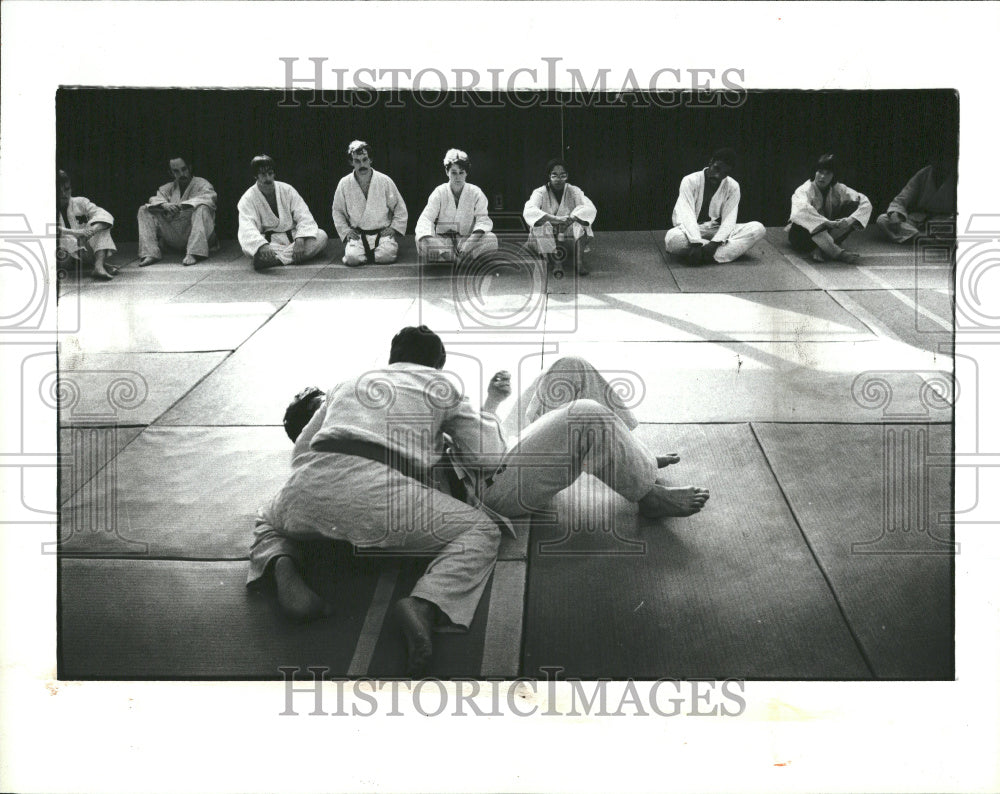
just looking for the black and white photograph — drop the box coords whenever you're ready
[2,3,998,793]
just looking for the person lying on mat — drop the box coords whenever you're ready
[249,338,708,677]
[238,154,330,271]
[523,158,597,276]
[57,169,119,281]
[332,139,409,267]
[415,149,499,263]
[663,148,766,266]
[786,153,872,264]
[137,155,219,267]
[875,144,957,244]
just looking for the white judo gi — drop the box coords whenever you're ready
[415,183,499,261]
[787,179,872,234]
[663,170,765,263]
[248,358,659,629]
[332,170,408,266]
[58,196,116,265]
[237,181,329,265]
[876,165,957,243]
[522,184,597,255]
[137,176,217,259]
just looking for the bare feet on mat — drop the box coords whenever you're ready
[92,269,114,281]
[393,596,435,678]
[685,245,704,267]
[656,454,680,468]
[810,248,827,263]
[182,254,197,266]
[274,556,330,622]
[138,256,159,267]
[638,483,709,518]
[836,250,861,264]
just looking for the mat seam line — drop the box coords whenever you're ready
[748,421,879,679]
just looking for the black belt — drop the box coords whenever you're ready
[264,229,295,243]
[353,227,384,265]
[312,437,430,485]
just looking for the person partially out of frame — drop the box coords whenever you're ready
[237,154,329,271]
[415,149,498,263]
[56,169,118,281]
[523,158,597,276]
[875,143,957,244]
[786,153,872,264]
[332,140,408,266]
[663,148,766,266]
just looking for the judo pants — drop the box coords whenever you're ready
[875,212,956,244]
[527,220,593,256]
[248,403,657,629]
[788,201,860,253]
[664,221,766,263]
[261,230,330,265]
[343,231,399,266]
[420,232,499,263]
[137,204,216,259]
[58,227,116,268]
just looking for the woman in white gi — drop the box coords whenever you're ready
[523,158,597,276]
[786,154,872,264]
[415,149,498,263]
[56,170,118,281]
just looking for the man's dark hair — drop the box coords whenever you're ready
[169,155,192,169]
[251,154,276,176]
[283,386,325,442]
[814,153,839,184]
[388,325,447,369]
[710,148,737,170]
[545,157,569,181]
[57,169,72,188]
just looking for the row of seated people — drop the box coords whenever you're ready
[57,142,956,282]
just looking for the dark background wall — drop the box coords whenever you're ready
[57,89,958,241]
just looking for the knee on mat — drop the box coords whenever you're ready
[373,249,397,264]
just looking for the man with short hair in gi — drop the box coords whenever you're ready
[248,328,709,677]
[137,155,218,267]
[663,148,766,266]
[331,140,408,266]
[237,155,329,271]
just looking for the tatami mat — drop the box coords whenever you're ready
[58,426,290,558]
[544,291,874,343]
[831,289,952,353]
[58,351,229,426]
[59,426,144,505]
[752,422,953,679]
[523,424,871,679]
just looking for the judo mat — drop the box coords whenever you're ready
[762,227,953,291]
[752,422,954,679]
[58,351,229,426]
[831,289,953,353]
[522,423,872,679]
[59,426,144,504]
[565,231,680,294]
[652,231,820,293]
[59,541,527,679]
[58,426,290,558]
[543,340,953,423]
[544,291,874,343]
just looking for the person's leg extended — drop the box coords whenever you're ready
[485,400,708,520]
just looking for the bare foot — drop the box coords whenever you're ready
[92,269,114,281]
[656,454,680,468]
[837,250,861,264]
[274,556,330,623]
[810,248,827,263]
[638,484,709,518]
[393,596,435,678]
[182,254,197,266]
[138,256,159,267]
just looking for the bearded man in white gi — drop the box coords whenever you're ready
[664,148,766,266]
[137,155,218,267]
[248,329,709,677]
[237,155,329,271]
[332,140,408,266]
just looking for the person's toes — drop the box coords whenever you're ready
[92,270,114,282]
[138,257,158,267]
[182,254,197,266]
[810,249,826,263]
[656,454,681,468]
